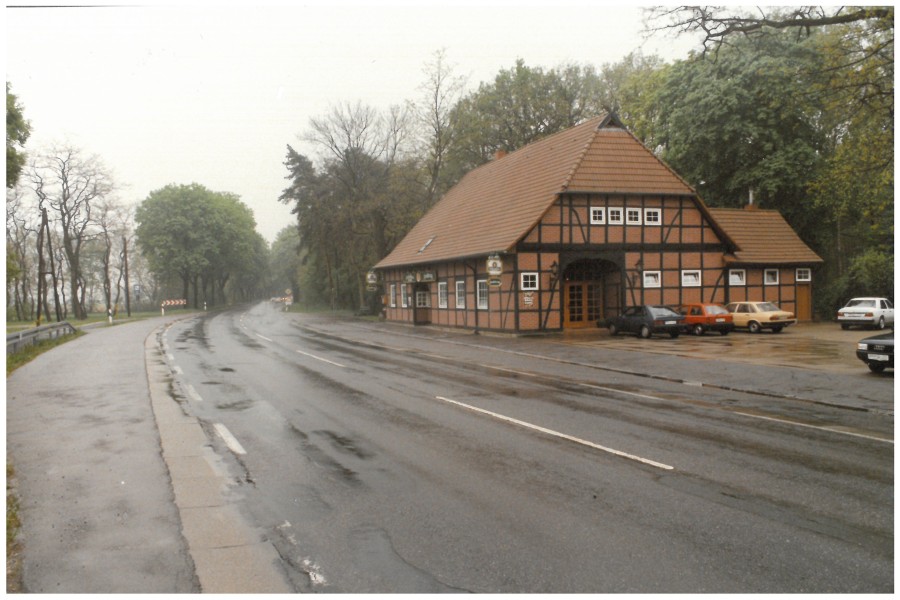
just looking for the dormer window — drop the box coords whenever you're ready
[418,236,436,253]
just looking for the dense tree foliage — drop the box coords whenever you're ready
[6,82,30,189]
[280,100,430,310]
[446,59,608,175]
[135,183,268,308]
[640,5,893,310]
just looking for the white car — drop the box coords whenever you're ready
[837,297,894,330]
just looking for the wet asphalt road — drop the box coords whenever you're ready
[162,301,893,593]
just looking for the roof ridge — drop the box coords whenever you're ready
[560,115,606,192]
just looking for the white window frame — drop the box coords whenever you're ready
[608,207,624,225]
[438,281,448,308]
[401,284,409,308]
[520,272,539,291]
[764,269,780,285]
[415,289,430,308]
[626,207,643,226]
[455,281,466,309]
[644,208,662,226]
[729,269,746,286]
[643,271,661,288]
[681,270,701,287]
[590,206,605,224]
[796,268,812,282]
[477,279,488,310]
[389,283,397,307]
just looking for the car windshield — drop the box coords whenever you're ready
[848,299,876,308]
[706,305,729,315]
[757,302,780,312]
[648,306,680,318]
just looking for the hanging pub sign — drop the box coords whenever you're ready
[366,270,378,291]
[404,271,416,283]
[487,254,503,286]
[487,254,503,276]
[417,270,436,283]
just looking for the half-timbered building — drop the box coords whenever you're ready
[374,114,822,333]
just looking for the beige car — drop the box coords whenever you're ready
[725,301,796,333]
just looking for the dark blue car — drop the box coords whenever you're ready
[605,305,685,339]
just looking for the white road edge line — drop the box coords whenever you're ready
[295,349,346,368]
[732,411,893,444]
[435,396,674,471]
[214,423,247,455]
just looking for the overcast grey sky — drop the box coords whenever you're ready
[6,2,701,243]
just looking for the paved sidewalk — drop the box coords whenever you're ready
[6,316,291,593]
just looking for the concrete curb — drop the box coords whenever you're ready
[144,324,292,593]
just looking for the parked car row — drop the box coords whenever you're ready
[602,299,893,374]
[603,301,797,339]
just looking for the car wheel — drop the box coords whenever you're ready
[608,323,618,336]
[841,324,850,330]
[868,362,886,373]
[748,321,762,334]
[640,325,652,339]
[692,324,704,336]
[772,326,783,333]
[877,316,886,329]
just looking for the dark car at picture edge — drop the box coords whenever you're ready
[605,305,686,339]
[856,332,894,373]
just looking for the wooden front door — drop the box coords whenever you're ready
[413,284,432,324]
[796,284,812,321]
[564,282,602,328]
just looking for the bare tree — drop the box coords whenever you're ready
[28,144,115,319]
[95,196,131,319]
[647,6,893,53]
[414,49,467,208]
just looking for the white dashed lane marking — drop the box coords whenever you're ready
[436,396,674,471]
[214,423,247,455]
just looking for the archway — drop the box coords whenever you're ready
[561,259,621,328]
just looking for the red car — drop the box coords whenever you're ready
[677,303,734,336]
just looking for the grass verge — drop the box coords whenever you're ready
[7,463,22,593]
[6,331,85,376]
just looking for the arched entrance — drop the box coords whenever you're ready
[562,259,622,328]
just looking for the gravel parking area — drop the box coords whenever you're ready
[558,321,892,375]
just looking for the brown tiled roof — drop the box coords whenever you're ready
[376,115,701,269]
[709,208,823,265]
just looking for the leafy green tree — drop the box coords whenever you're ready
[637,8,892,313]
[651,32,826,223]
[268,225,303,300]
[135,183,262,307]
[6,82,31,189]
[599,53,671,146]
[447,59,606,175]
[281,100,428,310]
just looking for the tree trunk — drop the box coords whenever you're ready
[35,214,46,326]
[122,236,131,317]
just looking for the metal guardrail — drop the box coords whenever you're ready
[6,322,78,355]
